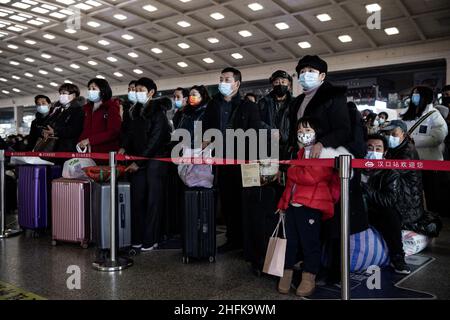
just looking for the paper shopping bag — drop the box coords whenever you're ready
[263,214,287,277]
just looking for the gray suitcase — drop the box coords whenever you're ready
[92,182,131,249]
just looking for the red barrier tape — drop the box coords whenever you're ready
[4,151,450,172]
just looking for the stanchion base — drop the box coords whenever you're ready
[0,229,22,239]
[92,256,133,272]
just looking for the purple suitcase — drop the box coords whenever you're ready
[17,165,62,230]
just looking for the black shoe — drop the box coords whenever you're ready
[390,255,411,275]
[217,242,239,254]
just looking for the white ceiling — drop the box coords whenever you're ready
[0,0,449,98]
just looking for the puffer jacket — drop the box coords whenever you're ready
[176,103,208,148]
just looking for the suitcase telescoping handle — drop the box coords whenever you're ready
[119,193,125,228]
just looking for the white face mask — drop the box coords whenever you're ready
[373,120,379,127]
[59,94,71,106]
[297,132,315,146]
[136,92,149,104]
[378,118,385,125]
[365,151,384,160]
[36,105,50,115]
[388,135,401,149]
[298,72,321,91]
[218,82,234,97]
[88,90,101,103]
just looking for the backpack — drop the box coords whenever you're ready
[345,102,367,159]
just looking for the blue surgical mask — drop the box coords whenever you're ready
[218,82,233,97]
[365,151,384,160]
[299,72,321,91]
[36,105,49,115]
[174,100,183,109]
[388,135,401,149]
[411,93,421,106]
[88,90,101,103]
[128,91,137,103]
[136,92,149,104]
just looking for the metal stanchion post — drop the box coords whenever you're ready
[339,155,352,300]
[92,151,133,271]
[0,149,21,239]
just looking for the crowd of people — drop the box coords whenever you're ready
[1,54,449,297]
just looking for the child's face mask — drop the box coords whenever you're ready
[297,132,315,146]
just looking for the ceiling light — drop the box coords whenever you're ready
[88,60,98,66]
[41,4,57,11]
[85,0,102,7]
[18,13,32,19]
[36,18,50,23]
[7,44,18,49]
[151,48,163,54]
[177,62,188,68]
[248,3,263,11]
[64,28,77,34]
[210,12,224,20]
[41,53,52,59]
[275,22,290,30]
[384,27,399,35]
[298,41,312,49]
[49,12,67,19]
[24,39,36,45]
[70,63,80,69]
[207,37,219,44]
[179,0,191,2]
[338,35,352,43]
[7,26,24,32]
[12,75,21,80]
[114,72,123,77]
[25,57,35,62]
[43,34,55,39]
[133,69,143,74]
[98,39,110,46]
[107,56,118,62]
[121,34,134,40]
[22,0,38,5]
[64,80,72,84]
[24,72,33,77]
[54,67,63,72]
[366,3,382,13]
[238,30,252,37]
[231,53,243,59]
[0,78,7,82]
[87,21,101,28]
[56,0,75,5]
[75,3,92,11]
[31,7,49,14]
[38,70,48,75]
[2,90,10,94]
[12,88,20,92]
[27,20,44,26]
[36,84,44,88]
[143,5,157,12]
[59,9,74,15]
[128,52,138,58]
[9,61,20,65]
[203,57,214,64]
[96,75,105,79]
[177,21,191,28]
[113,14,127,21]
[12,2,30,9]
[49,82,58,87]
[316,14,332,22]
[77,45,89,51]
[178,42,190,49]
[10,15,27,22]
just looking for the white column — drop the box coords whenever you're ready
[14,106,23,135]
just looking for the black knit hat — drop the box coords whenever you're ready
[295,55,328,75]
[269,70,293,84]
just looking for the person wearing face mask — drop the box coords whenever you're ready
[377,112,389,129]
[27,95,53,151]
[362,134,425,275]
[171,87,189,130]
[77,78,121,153]
[41,83,85,153]
[119,80,138,155]
[276,117,347,296]
[365,113,380,135]
[258,70,294,160]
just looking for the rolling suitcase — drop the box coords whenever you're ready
[51,178,91,248]
[92,182,131,249]
[17,165,62,233]
[183,188,216,263]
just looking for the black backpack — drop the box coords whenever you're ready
[345,102,367,159]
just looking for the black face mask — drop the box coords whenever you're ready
[442,96,450,107]
[273,85,289,98]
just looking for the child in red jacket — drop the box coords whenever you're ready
[276,117,345,297]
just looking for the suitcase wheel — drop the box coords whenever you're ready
[81,242,89,249]
[208,256,215,263]
[182,256,189,264]
[51,240,57,246]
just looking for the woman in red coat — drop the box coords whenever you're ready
[77,78,122,153]
[276,117,349,297]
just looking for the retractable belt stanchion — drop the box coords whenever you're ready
[338,155,352,300]
[0,149,21,239]
[92,151,133,272]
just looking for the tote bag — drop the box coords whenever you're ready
[263,214,287,277]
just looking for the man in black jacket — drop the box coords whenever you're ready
[203,67,262,252]
[27,95,52,151]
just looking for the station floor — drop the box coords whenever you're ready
[0,216,449,300]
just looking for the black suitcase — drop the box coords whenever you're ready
[241,185,281,273]
[182,188,216,263]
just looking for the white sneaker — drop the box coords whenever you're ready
[141,243,158,252]
[132,244,142,249]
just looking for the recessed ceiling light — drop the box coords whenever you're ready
[96,75,105,79]
[12,88,21,92]
[107,56,118,62]
[316,13,332,22]
[248,3,264,11]
[9,61,19,65]
[22,0,38,5]
[179,0,191,2]
[231,53,243,59]
[113,14,127,21]
[87,21,101,28]
[210,12,225,20]
[88,60,98,66]
[70,64,80,69]
[49,82,58,87]
[338,35,352,43]
[128,52,138,58]
[151,48,163,54]
[59,9,74,15]
[54,67,63,72]
[384,27,399,35]
[65,28,76,34]
[64,80,72,84]
[10,15,27,22]
[7,26,24,32]
[12,2,30,9]
[75,3,92,11]
[298,41,312,49]
[85,0,102,7]
[24,39,36,45]
[36,18,50,23]
[143,4,157,12]
[12,75,21,80]
[7,44,18,49]
[43,34,55,39]
[18,13,33,19]
[24,72,33,77]
[36,84,44,88]
[114,72,123,77]
[177,21,191,28]
[38,70,48,75]
[0,77,7,82]
[77,45,89,51]
[275,22,290,30]
[49,12,66,19]
[98,40,110,46]
[207,37,219,44]
[2,90,10,94]
[41,53,52,59]
[203,57,214,64]
[121,34,134,40]
[27,20,44,26]
[177,62,188,68]
[133,69,143,74]
[239,30,252,37]
[56,0,75,5]
[178,42,190,49]
[31,7,49,14]
[366,3,382,13]
[25,57,35,63]
[41,4,57,11]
